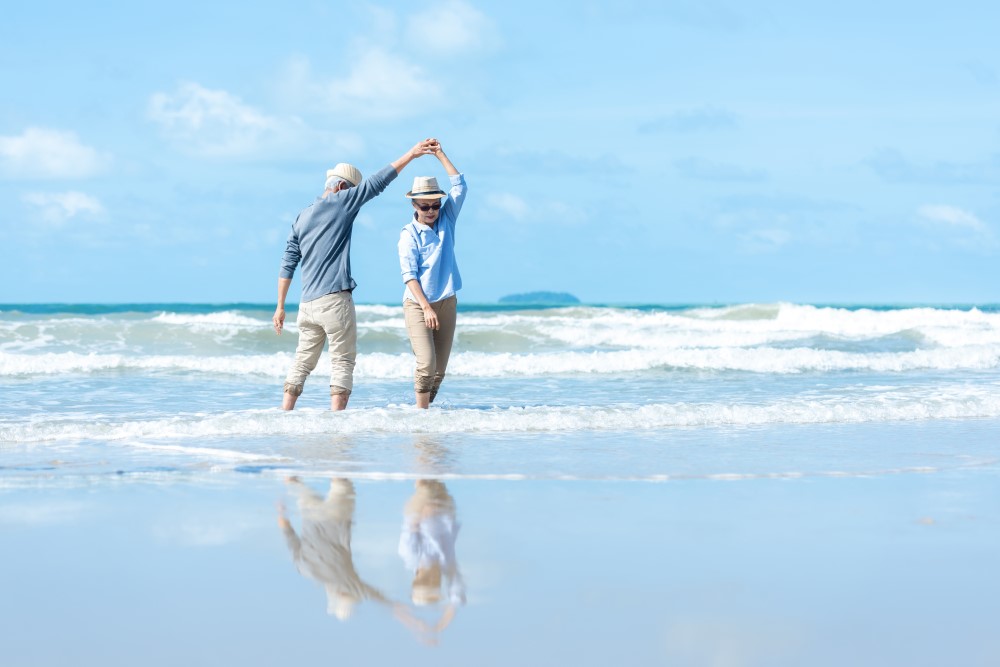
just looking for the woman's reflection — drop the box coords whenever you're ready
[413,435,454,474]
[399,479,465,632]
[278,477,387,621]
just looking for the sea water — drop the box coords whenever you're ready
[3,302,1000,483]
[4,302,1000,665]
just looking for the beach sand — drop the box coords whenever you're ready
[3,425,999,666]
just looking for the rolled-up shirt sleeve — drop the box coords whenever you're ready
[398,228,420,283]
[442,173,467,221]
[279,225,301,279]
[344,164,398,211]
[398,528,423,571]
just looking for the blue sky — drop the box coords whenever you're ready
[1,1,998,304]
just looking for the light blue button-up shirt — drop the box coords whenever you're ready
[398,173,467,304]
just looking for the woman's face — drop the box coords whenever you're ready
[412,198,442,226]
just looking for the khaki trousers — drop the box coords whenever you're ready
[403,295,457,401]
[284,291,356,396]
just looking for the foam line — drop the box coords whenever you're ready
[6,389,1000,443]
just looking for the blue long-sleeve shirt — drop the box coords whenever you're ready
[280,165,398,303]
[398,173,467,303]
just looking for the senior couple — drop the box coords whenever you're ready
[272,138,466,410]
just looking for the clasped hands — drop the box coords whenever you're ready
[411,138,444,160]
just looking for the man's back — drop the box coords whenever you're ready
[280,164,398,302]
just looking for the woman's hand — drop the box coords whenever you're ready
[410,138,439,160]
[423,304,440,330]
[394,139,438,174]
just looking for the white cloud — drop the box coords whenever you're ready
[486,192,529,221]
[483,193,587,226]
[152,515,256,547]
[150,82,295,157]
[0,127,107,179]
[0,501,88,525]
[741,228,791,252]
[149,81,364,158]
[918,205,987,232]
[404,0,501,55]
[23,190,105,225]
[283,50,443,121]
[280,3,499,121]
[149,82,278,133]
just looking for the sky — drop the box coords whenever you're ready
[1,0,998,305]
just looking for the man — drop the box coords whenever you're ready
[273,139,438,410]
[278,477,387,620]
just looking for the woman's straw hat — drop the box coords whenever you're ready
[406,176,447,199]
[326,163,362,187]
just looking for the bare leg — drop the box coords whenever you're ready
[331,393,350,411]
[282,392,299,411]
[415,392,430,409]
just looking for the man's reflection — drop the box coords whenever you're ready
[278,477,387,620]
[398,479,465,632]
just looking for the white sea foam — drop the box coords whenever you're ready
[0,351,291,376]
[356,304,404,318]
[294,460,995,483]
[151,311,264,328]
[5,385,1000,443]
[126,442,286,462]
[4,343,998,379]
[533,304,1000,349]
[5,304,1000,355]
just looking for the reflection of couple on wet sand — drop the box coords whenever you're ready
[278,477,464,641]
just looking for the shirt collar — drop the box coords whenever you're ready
[409,214,438,234]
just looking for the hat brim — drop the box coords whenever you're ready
[406,190,447,199]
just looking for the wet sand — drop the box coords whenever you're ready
[2,460,999,666]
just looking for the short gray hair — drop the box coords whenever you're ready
[324,176,349,191]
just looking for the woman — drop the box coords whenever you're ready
[398,479,465,619]
[397,142,467,408]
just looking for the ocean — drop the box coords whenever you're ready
[4,302,1000,665]
[3,301,1000,482]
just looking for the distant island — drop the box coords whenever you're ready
[498,291,581,305]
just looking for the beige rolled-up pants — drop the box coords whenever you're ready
[403,295,457,401]
[283,291,356,397]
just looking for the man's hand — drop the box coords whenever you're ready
[410,138,439,160]
[394,138,439,174]
[277,501,290,528]
[273,307,285,334]
[423,304,439,330]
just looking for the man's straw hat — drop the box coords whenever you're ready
[326,163,362,187]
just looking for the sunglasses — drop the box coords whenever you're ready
[414,202,441,212]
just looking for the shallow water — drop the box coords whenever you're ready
[3,303,1000,664]
[4,302,1000,481]
[2,468,999,666]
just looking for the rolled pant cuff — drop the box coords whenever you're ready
[330,385,352,397]
[283,383,304,397]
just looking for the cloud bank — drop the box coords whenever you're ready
[23,191,105,225]
[0,128,107,179]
